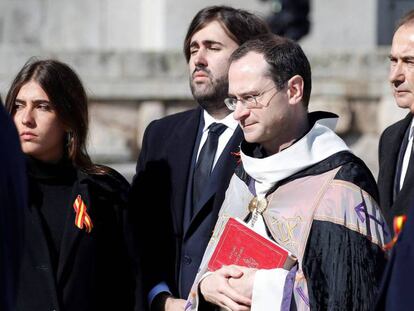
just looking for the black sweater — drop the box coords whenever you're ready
[27,156,77,274]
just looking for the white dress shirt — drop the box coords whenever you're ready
[400,118,414,190]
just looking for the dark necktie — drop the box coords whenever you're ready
[192,123,227,212]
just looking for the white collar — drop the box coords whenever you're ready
[409,117,414,141]
[202,110,238,133]
[241,115,350,198]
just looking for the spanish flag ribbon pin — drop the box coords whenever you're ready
[384,214,407,250]
[73,195,93,233]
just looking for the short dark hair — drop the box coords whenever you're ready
[183,6,270,62]
[396,9,414,31]
[230,34,312,107]
[5,58,105,174]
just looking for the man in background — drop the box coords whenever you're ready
[378,10,414,231]
[376,9,414,310]
[129,6,269,311]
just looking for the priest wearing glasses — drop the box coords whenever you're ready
[185,34,388,311]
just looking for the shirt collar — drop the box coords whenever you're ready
[202,110,238,132]
[409,117,414,141]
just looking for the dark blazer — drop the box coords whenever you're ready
[16,167,144,311]
[130,108,243,300]
[0,105,27,311]
[376,197,414,310]
[378,113,414,230]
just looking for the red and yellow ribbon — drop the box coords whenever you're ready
[231,151,241,164]
[73,195,93,233]
[384,215,407,250]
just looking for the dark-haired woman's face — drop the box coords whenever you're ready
[13,81,66,162]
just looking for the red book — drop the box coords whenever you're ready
[208,217,296,271]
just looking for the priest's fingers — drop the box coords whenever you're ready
[200,271,251,308]
[218,265,244,279]
[228,268,257,298]
[219,282,252,307]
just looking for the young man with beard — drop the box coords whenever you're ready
[129,6,269,311]
[186,34,388,311]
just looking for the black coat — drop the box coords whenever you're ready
[16,166,144,311]
[376,113,414,310]
[378,113,414,230]
[130,108,243,300]
[0,104,27,311]
[376,191,414,310]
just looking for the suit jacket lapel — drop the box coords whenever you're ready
[57,173,91,283]
[169,108,202,236]
[391,132,414,222]
[394,157,414,213]
[184,127,243,238]
[379,114,412,212]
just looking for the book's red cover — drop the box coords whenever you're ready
[208,217,290,271]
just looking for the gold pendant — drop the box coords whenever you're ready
[248,197,268,227]
[248,196,268,214]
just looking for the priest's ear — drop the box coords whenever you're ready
[287,75,304,106]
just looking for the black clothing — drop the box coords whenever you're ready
[304,220,387,310]
[130,108,243,300]
[376,196,414,310]
[378,113,414,232]
[27,157,76,272]
[17,158,144,311]
[0,104,27,311]
[377,114,414,310]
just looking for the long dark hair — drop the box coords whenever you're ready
[5,58,105,174]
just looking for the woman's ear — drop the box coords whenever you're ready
[287,75,304,106]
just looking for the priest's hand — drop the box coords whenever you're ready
[228,266,257,299]
[199,265,251,311]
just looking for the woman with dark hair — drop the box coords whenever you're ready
[5,59,144,311]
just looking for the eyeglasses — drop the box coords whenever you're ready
[224,85,280,111]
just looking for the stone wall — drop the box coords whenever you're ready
[0,0,407,181]
[0,47,405,180]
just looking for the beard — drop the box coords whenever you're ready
[189,68,229,114]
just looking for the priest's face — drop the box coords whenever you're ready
[229,52,295,155]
